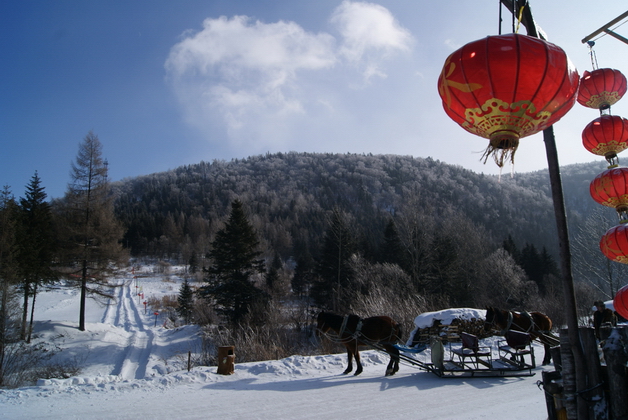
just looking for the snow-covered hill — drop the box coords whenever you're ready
[0,267,550,419]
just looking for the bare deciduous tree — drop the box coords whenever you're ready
[56,132,126,331]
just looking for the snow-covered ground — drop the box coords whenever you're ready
[0,266,552,419]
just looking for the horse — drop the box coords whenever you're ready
[316,312,403,376]
[484,306,554,365]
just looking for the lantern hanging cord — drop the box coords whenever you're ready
[586,41,599,70]
[515,5,525,34]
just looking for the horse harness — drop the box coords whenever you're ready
[322,315,364,344]
[338,315,363,340]
[324,315,399,345]
[489,310,537,335]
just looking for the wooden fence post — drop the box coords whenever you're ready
[580,327,608,420]
[602,327,628,420]
[560,328,578,420]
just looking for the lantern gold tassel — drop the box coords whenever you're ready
[481,135,519,168]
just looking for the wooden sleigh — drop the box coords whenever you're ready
[394,331,536,378]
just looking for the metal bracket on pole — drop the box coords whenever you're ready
[582,11,628,46]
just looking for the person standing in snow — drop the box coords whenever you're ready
[593,300,616,340]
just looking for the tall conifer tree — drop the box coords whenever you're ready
[58,132,126,331]
[177,279,194,324]
[17,172,56,341]
[200,200,265,325]
[0,187,19,384]
[312,208,355,311]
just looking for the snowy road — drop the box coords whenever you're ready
[0,269,552,419]
[102,278,156,380]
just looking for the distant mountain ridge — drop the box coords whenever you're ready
[112,152,609,263]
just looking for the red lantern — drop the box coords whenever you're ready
[582,115,628,164]
[438,33,579,167]
[600,223,628,264]
[614,284,628,320]
[590,167,628,215]
[577,68,627,110]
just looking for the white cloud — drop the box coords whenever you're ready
[166,15,336,122]
[444,39,461,51]
[331,1,412,67]
[165,3,413,152]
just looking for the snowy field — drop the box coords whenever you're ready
[0,266,552,419]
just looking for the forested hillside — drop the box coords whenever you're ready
[114,152,579,261]
[110,152,621,319]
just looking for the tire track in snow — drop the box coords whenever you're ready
[101,278,124,325]
[110,279,155,380]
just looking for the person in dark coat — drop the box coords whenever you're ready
[593,300,616,340]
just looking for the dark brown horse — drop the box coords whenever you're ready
[484,306,554,365]
[316,312,402,376]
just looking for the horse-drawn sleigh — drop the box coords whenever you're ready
[316,307,557,378]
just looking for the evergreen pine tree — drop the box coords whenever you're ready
[0,186,19,384]
[521,243,543,285]
[265,252,282,291]
[311,208,355,311]
[200,200,266,325]
[380,219,405,268]
[292,252,315,298]
[502,235,521,264]
[17,172,56,342]
[177,279,194,324]
[188,254,199,274]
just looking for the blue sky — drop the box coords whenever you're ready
[2,1,628,199]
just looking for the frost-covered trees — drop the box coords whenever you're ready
[572,207,628,298]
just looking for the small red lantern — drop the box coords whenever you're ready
[590,167,628,217]
[438,33,579,167]
[582,115,628,165]
[600,223,628,264]
[577,68,627,110]
[614,284,628,320]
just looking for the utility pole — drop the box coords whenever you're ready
[499,1,589,419]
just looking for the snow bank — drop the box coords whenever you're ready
[406,308,486,346]
[0,269,550,419]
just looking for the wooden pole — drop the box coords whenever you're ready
[560,329,578,420]
[580,327,608,420]
[495,1,593,418]
[602,328,628,420]
[543,126,590,420]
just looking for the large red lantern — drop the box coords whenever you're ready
[600,223,628,264]
[582,115,628,165]
[590,167,628,216]
[577,68,627,110]
[438,33,579,167]
[614,284,628,320]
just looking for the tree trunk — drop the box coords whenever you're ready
[20,283,29,340]
[26,283,38,343]
[79,259,87,331]
[0,271,8,385]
